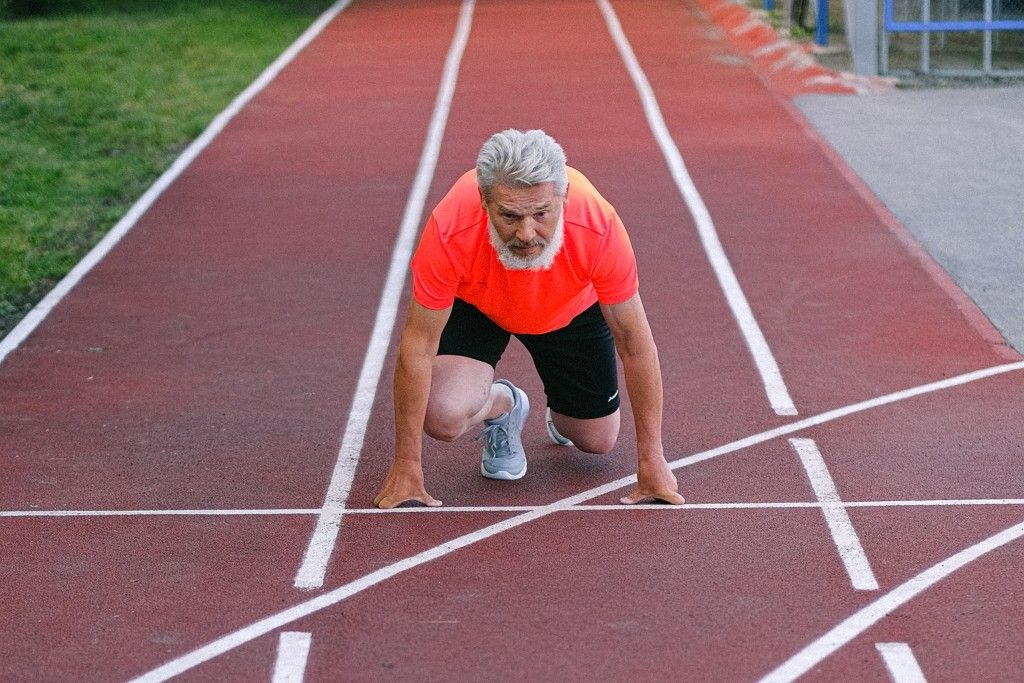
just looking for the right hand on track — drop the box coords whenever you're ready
[373,459,442,509]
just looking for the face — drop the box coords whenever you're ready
[481,182,567,270]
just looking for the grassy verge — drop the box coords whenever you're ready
[0,0,330,338]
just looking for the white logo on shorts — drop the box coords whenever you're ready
[607,390,619,402]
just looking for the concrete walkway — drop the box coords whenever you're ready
[796,86,1024,351]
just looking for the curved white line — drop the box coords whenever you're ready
[759,518,1024,682]
[0,0,355,365]
[126,360,1024,681]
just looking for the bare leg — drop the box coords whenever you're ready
[424,355,514,442]
[549,409,620,454]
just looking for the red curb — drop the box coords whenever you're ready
[694,0,895,95]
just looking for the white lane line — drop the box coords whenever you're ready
[876,643,928,683]
[758,520,1024,683]
[126,361,1024,682]
[9,498,1024,518]
[0,0,354,366]
[596,0,798,417]
[271,632,312,683]
[0,509,320,518]
[292,0,477,591]
[791,438,880,590]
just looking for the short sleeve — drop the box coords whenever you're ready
[411,215,461,310]
[591,211,639,304]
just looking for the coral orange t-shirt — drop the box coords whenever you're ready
[411,167,638,335]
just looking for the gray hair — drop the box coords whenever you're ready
[476,129,568,201]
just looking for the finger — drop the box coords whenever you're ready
[375,494,403,509]
[619,490,650,505]
[375,492,443,509]
[619,490,686,505]
[650,491,685,505]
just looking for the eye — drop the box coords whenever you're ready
[534,212,547,219]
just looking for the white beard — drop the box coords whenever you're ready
[488,211,565,271]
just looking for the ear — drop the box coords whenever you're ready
[478,187,487,210]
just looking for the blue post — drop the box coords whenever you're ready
[816,0,829,45]
[765,0,774,12]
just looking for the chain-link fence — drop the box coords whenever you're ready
[884,0,1024,73]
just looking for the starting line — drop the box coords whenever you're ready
[5,498,1024,518]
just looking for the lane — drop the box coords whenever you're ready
[343,0,799,514]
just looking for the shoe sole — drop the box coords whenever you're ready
[480,461,528,480]
[545,407,574,447]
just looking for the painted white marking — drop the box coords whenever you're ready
[126,361,1024,682]
[876,642,928,683]
[7,498,1024,518]
[597,0,798,416]
[0,0,355,366]
[791,438,879,590]
[732,18,766,36]
[272,632,312,683]
[0,509,320,518]
[751,39,792,57]
[758,520,1024,683]
[292,0,477,591]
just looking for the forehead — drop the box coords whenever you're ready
[489,182,560,210]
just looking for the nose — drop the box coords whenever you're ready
[516,217,538,243]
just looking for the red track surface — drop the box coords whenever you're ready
[2,1,1022,681]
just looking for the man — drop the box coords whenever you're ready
[374,129,684,508]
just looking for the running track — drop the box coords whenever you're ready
[2,1,1023,680]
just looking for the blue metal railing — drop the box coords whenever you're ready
[884,0,1024,31]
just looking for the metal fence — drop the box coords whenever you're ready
[883,0,1024,73]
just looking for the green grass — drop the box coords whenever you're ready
[0,0,331,337]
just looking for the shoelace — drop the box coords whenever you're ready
[477,420,510,459]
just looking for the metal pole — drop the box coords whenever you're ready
[816,0,830,44]
[852,0,880,74]
[921,0,931,73]
[881,20,890,73]
[984,0,993,72]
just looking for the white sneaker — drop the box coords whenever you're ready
[545,407,574,447]
[479,380,529,480]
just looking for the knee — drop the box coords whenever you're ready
[423,417,462,442]
[423,406,468,443]
[574,433,618,455]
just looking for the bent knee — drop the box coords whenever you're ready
[573,432,618,455]
[423,404,473,442]
[423,416,464,443]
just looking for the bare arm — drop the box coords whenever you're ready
[374,300,451,509]
[601,293,684,505]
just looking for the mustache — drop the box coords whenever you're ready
[507,237,548,249]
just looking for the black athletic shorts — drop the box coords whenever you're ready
[437,298,620,419]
